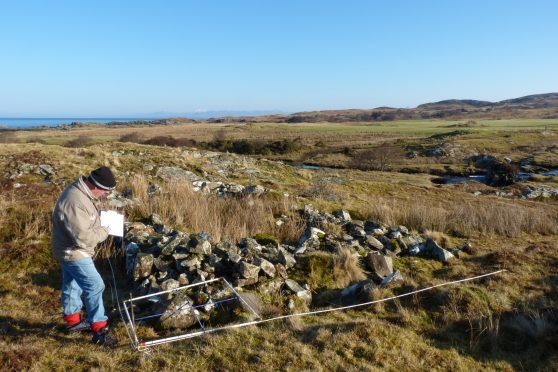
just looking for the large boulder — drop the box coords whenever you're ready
[237,261,261,280]
[424,238,454,263]
[253,257,276,277]
[125,242,140,278]
[38,164,55,176]
[364,235,384,250]
[365,253,393,281]
[297,226,325,253]
[244,185,266,197]
[160,235,184,256]
[188,236,212,255]
[278,248,296,269]
[133,253,154,281]
[157,292,199,329]
[334,210,352,223]
[346,221,366,238]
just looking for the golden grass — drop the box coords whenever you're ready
[424,230,451,247]
[0,190,54,242]
[122,174,304,243]
[359,195,558,237]
[332,246,367,288]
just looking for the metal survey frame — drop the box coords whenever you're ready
[121,269,508,351]
[122,277,261,351]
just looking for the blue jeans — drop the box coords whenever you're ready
[61,257,108,324]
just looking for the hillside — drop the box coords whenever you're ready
[203,93,558,123]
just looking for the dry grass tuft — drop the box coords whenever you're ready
[122,175,304,243]
[0,191,53,242]
[424,230,451,248]
[360,196,558,237]
[332,246,367,288]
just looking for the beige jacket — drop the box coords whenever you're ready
[51,176,109,262]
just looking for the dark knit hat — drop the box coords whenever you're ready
[89,166,116,190]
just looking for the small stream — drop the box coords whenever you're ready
[441,169,558,185]
[295,163,558,185]
[295,163,334,171]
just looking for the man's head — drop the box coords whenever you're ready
[86,166,116,198]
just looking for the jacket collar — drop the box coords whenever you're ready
[76,176,96,200]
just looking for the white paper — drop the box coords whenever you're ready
[100,210,124,237]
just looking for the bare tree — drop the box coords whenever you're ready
[350,143,402,171]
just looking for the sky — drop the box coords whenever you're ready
[0,0,557,117]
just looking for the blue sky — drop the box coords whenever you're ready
[0,0,557,116]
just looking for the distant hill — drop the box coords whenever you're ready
[32,93,556,130]
[200,92,558,123]
[417,99,493,110]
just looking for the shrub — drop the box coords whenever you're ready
[142,136,196,147]
[119,132,144,143]
[202,138,301,155]
[64,135,92,148]
[350,143,404,171]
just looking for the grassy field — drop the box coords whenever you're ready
[1,120,557,370]
[7,118,558,171]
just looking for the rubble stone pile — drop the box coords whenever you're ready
[124,205,466,329]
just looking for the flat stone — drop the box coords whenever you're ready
[347,222,366,237]
[189,237,212,255]
[214,240,238,256]
[380,270,404,288]
[284,279,312,305]
[125,242,140,277]
[388,231,402,239]
[234,277,259,287]
[156,166,203,183]
[161,235,183,256]
[298,226,325,245]
[340,279,377,304]
[364,220,380,232]
[279,248,296,269]
[253,257,276,277]
[226,184,245,194]
[238,261,260,279]
[365,235,384,250]
[38,164,55,176]
[259,279,283,295]
[181,256,200,269]
[153,257,170,272]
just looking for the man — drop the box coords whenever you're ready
[51,166,117,347]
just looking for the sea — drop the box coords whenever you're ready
[0,118,150,129]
